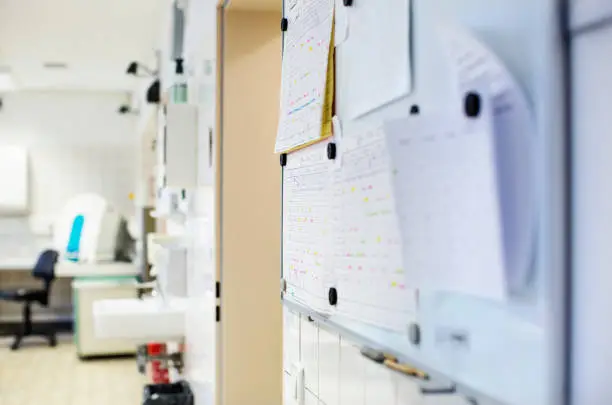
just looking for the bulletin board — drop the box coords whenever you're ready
[279,1,569,404]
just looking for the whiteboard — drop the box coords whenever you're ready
[280,1,568,405]
[0,146,29,215]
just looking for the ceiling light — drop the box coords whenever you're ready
[43,62,68,69]
[0,71,16,91]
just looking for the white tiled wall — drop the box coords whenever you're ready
[283,308,471,405]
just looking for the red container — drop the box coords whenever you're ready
[147,343,170,384]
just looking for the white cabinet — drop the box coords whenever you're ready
[166,103,199,189]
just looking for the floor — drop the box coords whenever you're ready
[0,337,146,405]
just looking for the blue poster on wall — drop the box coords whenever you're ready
[66,214,85,262]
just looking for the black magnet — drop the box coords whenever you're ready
[343,0,353,5]
[410,104,420,115]
[328,287,338,306]
[464,92,481,118]
[408,323,421,345]
[327,142,337,160]
[280,153,288,167]
[281,18,288,32]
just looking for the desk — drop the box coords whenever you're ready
[0,256,141,357]
[0,257,36,271]
[0,258,141,277]
[56,261,140,278]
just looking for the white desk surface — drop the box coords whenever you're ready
[0,257,139,278]
[55,261,140,278]
[0,257,35,271]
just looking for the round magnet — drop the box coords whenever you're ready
[328,287,338,306]
[410,104,420,115]
[343,0,353,5]
[464,92,481,118]
[327,142,337,160]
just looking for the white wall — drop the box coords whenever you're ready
[0,91,138,225]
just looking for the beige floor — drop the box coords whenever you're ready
[0,337,146,405]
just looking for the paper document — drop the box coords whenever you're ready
[339,0,411,119]
[384,104,507,300]
[275,0,334,153]
[330,125,416,329]
[283,142,334,312]
[438,24,537,294]
[334,0,349,46]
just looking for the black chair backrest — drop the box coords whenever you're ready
[32,250,59,290]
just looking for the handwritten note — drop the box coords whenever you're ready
[283,142,334,312]
[275,0,334,153]
[282,127,416,329]
[339,0,411,119]
[384,106,507,300]
[438,24,537,294]
[330,126,415,329]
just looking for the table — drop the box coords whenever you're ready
[0,257,141,277]
[56,261,140,278]
[0,257,36,271]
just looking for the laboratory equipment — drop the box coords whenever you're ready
[53,193,122,263]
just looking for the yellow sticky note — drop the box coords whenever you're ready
[376,236,382,243]
[320,20,335,140]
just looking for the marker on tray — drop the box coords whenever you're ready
[360,346,429,380]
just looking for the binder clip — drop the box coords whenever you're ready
[343,0,353,5]
[280,153,288,167]
[281,18,288,32]
[327,142,337,160]
[464,92,481,118]
[280,278,287,296]
[410,104,420,115]
[328,287,338,306]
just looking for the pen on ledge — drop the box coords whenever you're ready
[360,346,428,380]
[383,359,429,380]
[360,347,396,363]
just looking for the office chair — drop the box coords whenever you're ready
[0,249,59,350]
